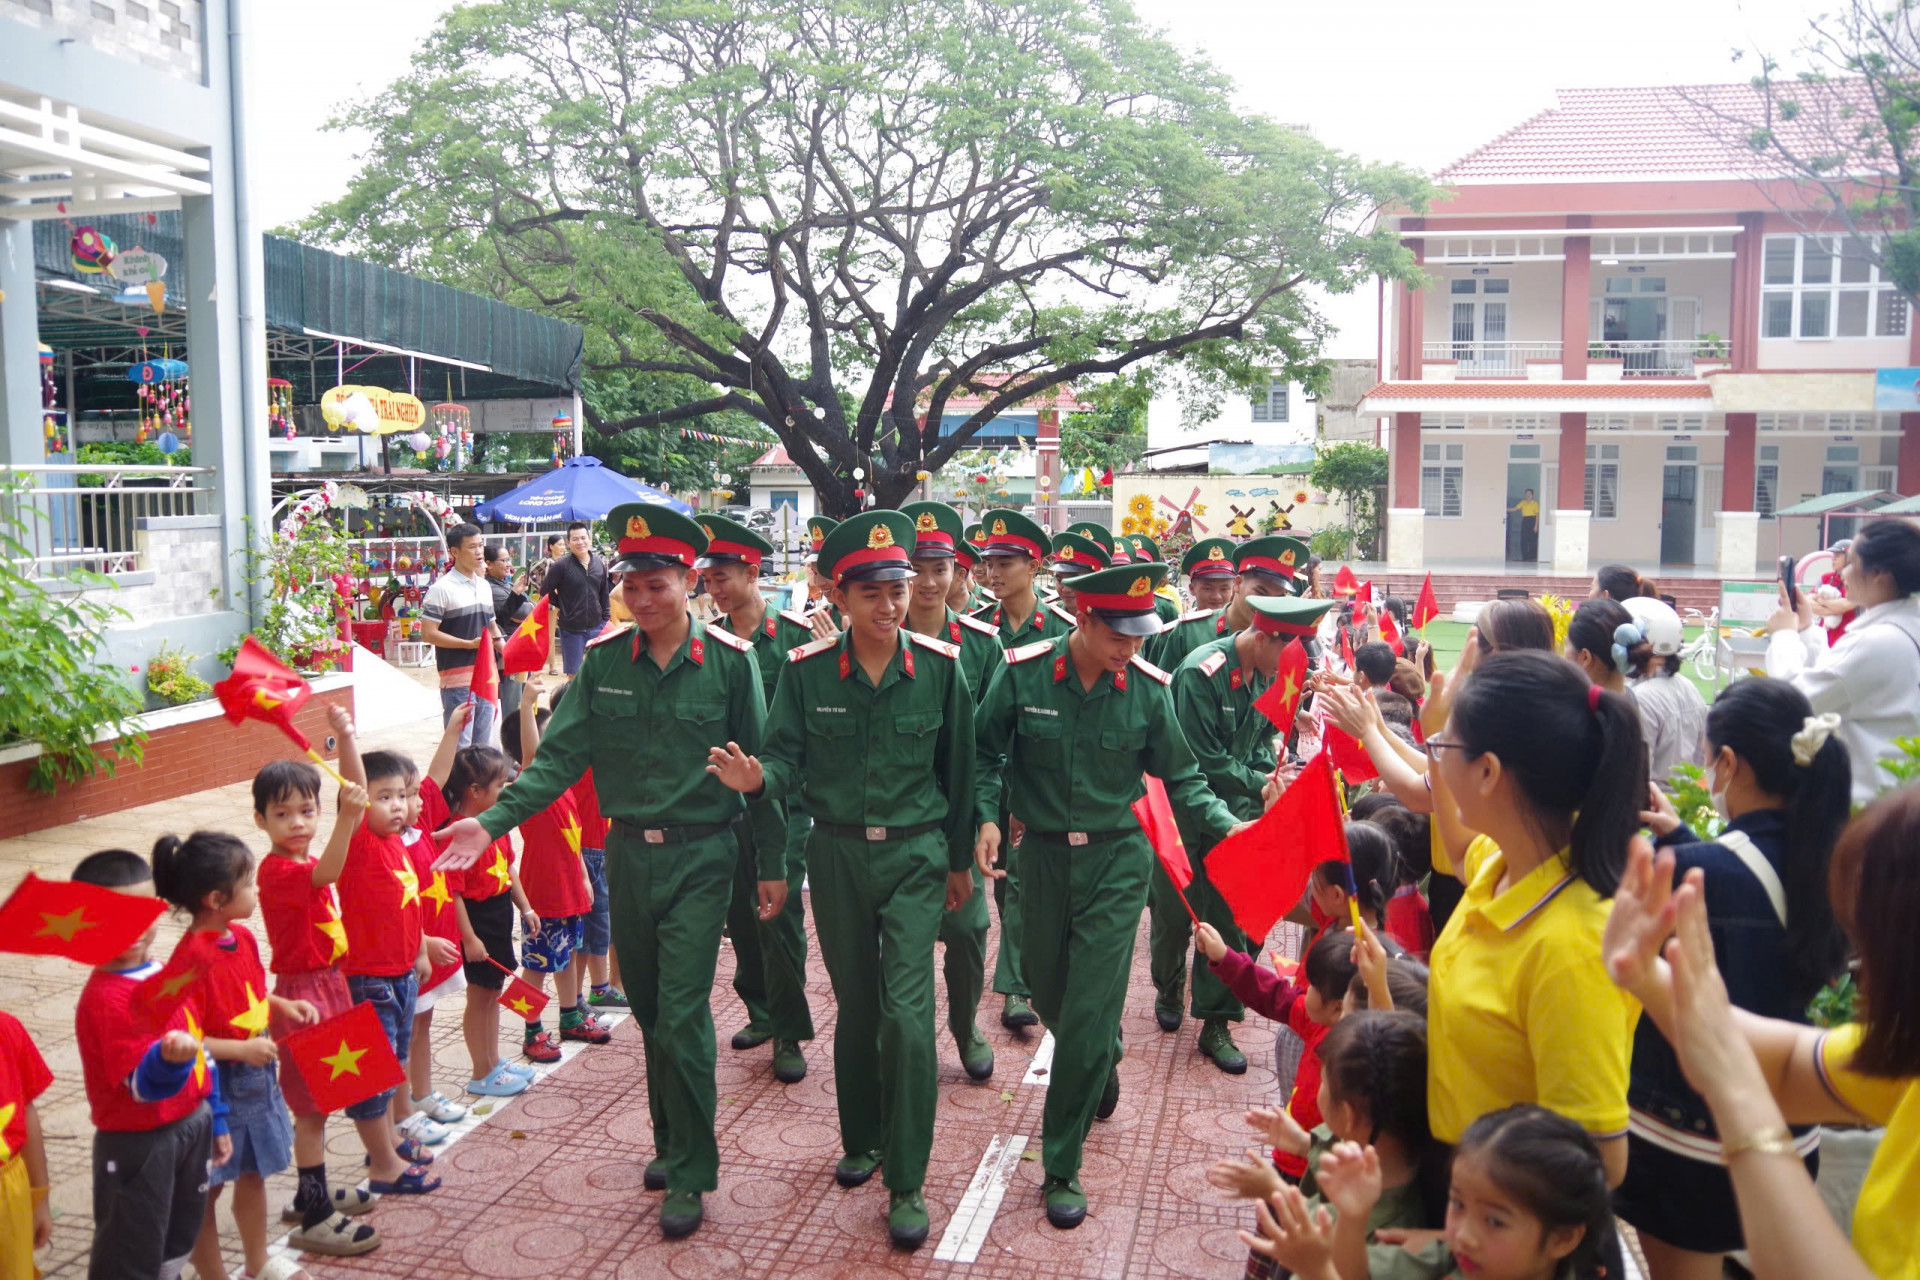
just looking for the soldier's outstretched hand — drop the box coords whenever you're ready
[433,816,491,871]
[705,741,765,794]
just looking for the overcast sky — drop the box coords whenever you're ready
[247,0,1829,359]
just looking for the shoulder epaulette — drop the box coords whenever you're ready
[1178,608,1213,624]
[908,631,960,659]
[778,608,814,628]
[787,636,839,662]
[971,602,999,621]
[955,612,998,636]
[1196,650,1227,677]
[1130,654,1172,684]
[1007,640,1056,664]
[1048,603,1078,627]
[704,623,753,653]
[586,624,633,649]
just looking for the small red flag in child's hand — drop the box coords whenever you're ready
[501,595,553,675]
[0,873,166,965]
[1412,573,1440,630]
[469,621,499,705]
[1379,605,1403,655]
[1333,565,1359,598]
[1207,750,1347,944]
[129,929,225,1031]
[1131,776,1192,891]
[1253,639,1309,730]
[497,969,550,1022]
[282,1002,408,1114]
[214,636,314,752]
[1320,720,1381,783]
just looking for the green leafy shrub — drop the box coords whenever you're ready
[146,642,211,706]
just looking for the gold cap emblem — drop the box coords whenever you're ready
[867,524,896,550]
[1279,548,1297,569]
[699,522,715,539]
[915,512,937,532]
[1207,545,1226,560]
[1128,576,1152,598]
[1057,545,1074,561]
[992,518,1008,536]
[626,514,652,540]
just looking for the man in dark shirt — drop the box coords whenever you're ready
[545,520,611,673]
[485,544,532,714]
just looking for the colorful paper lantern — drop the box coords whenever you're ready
[70,226,116,274]
[156,432,181,455]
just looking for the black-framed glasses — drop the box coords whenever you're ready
[1422,735,1470,759]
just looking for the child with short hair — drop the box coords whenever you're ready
[71,848,225,1280]
[1209,1010,1434,1279]
[338,750,451,1194]
[442,744,539,1096]
[0,1007,53,1280]
[1199,922,1357,1181]
[404,706,477,1125]
[500,693,609,1062]
[1306,824,1401,938]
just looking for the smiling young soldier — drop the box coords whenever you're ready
[707,509,976,1251]
[971,508,1069,1031]
[1149,534,1310,672]
[1161,593,1335,1073]
[695,512,816,1085]
[433,503,785,1242]
[801,516,843,636]
[973,560,1245,1230]
[901,501,1002,1084]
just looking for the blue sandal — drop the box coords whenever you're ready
[367,1165,440,1195]
[394,1138,435,1166]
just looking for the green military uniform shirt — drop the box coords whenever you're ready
[719,599,816,704]
[760,628,977,873]
[927,607,1004,704]
[481,615,785,878]
[1171,632,1278,822]
[1148,606,1230,671]
[973,634,1235,843]
[1154,593,1181,626]
[973,597,1072,649]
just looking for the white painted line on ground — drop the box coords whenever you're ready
[264,1010,631,1263]
[933,1133,1028,1263]
[1020,1031,1055,1086]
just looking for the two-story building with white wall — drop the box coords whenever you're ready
[1145,376,1313,470]
[1360,83,1917,579]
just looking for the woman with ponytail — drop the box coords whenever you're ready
[1563,598,1636,697]
[1422,649,1646,1188]
[1614,678,1850,1280]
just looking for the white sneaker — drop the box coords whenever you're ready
[411,1090,468,1124]
[397,1111,451,1145]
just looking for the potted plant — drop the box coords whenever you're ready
[145,642,211,707]
[1693,332,1729,360]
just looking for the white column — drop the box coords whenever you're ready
[1386,507,1425,570]
[0,220,41,465]
[1552,509,1590,576]
[1715,510,1760,578]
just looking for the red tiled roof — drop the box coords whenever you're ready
[1364,382,1712,400]
[1437,82,1877,183]
[752,443,793,467]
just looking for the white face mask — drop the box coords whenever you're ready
[1704,761,1731,823]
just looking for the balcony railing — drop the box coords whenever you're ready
[1423,341,1562,377]
[1589,339,1721,377]
[2,464,214,579]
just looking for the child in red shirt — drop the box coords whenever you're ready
[0,1008,53,1280]
[502,695,607,1064]
[403,706,478,1127]
[70,848,224,1280]
[574,766,626,1010]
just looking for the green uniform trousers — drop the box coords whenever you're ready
[938,861,988,1043]
[605,823,738,1194]
[727,803,815,1041]
[1146,851,1252,1021]
[1021,831,1150,1181]
[989,808,1029,997]
[807,828,947,1193]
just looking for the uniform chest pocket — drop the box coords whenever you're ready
[809,712,856,742]
[895,709,942,763]
[676,700,726,732]
[1017,709,1066,767]
[1097,724,1149,782]
[592,688,639,718]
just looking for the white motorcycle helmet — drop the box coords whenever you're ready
[1621,595,1684,657]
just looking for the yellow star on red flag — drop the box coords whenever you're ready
[319,1038,369,1081]
[0,1102,14,1159]
[422,870,452,914]
[35,906,97,943]
[231,981,272,1037]
[157,967,198,1000]
[315,915,348,963]
[183,1009,208,1090]
[560,813,584,858]
[392,863,420,908]
[487,849,512,894]
[509,995,534,1016]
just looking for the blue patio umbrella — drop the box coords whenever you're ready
[475,455,692,523]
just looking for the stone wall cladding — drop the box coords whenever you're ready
[3,0,204,82]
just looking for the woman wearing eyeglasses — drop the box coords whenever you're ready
[1420,649,1647,1192]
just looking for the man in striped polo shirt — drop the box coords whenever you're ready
[421,521,502,746]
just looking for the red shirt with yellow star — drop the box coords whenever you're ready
[199,925,274,1041]
[75,964,210,1131]
[0,1010,52,1163]
[338,822,425,978]
[410,779,466,992]
[256,851,349,975]
[516,786,591,919]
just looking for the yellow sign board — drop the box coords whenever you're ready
[320,384,428,435]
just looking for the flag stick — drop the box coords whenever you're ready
[1172,878,1200,927]
[305,748,348,787]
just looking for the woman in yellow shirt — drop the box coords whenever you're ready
[1423,648,1647,1188]
[1608,785,1920,1280]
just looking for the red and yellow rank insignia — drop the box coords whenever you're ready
[1057,545,1074,561]
[626,514,652,540]
[1207,545,1227,561]
[915,512,937,532]
[1279,549,1297,570]
[1127,576,1152,597]
[992,518,1008,536]
[868,524,895,549]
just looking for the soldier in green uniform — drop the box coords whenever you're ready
[961,521,994,609]
[1157,594,1335,1072]
[971,509,1072,1029]
[435,504,785,1241]
[950,533,987,613]
[802,515,842,633]
[707,510,976,1249]
[1077,523,1181,627]
[695,513,816,1084]
[900,501,1001,1083]
[973,562,1244,1229]
[1045,529,1111,616]
[1148,534,1309,672]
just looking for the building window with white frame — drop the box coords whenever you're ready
[1756,446,1779,518]
[1250,379,1289,423]
[1584,443,1619,519]
[1421,441,1464,518]
[1760,235,1910,339]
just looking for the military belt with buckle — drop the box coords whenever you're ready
[613,819,735,846]
[813,820,943,843]
[1025,829,1136,847]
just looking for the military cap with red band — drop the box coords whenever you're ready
[1128,533,1164,563]
[607,502,708,572]
[1233,535,1312,592]
[694,513,774,571]
[1065,562,1169,637]
[979,508,1051,560]
[804,515,839,563]
[1047,531,1110,578]
[900,501,963,560]
[1246,594,1334,638]
[817,510,917,585]
[1181,537,1239,579]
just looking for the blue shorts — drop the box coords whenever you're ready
[343,972,417,1120]
[209,1059,294,1186]
[582,849,610,954]
[523,914,584,973]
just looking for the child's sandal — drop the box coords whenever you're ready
[288,1211,381,1257]
[366,1165,440,1195]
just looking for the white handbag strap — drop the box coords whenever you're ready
[1716,828,1788,929]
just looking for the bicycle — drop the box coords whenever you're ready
[1679,606,1730,685]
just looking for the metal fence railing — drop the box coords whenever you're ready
[2,464,214,579]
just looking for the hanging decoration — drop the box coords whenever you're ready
[427,400,471,470]
[127,359,190,445]
[70,225,116,275]
[40,345,66,456]
[109,247,168,313]
[551,413,572,468]
[676,427,766,447]
[319,385,427,435]
[268,378,296,440]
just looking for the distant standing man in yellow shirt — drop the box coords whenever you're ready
[1509,488,1541,561]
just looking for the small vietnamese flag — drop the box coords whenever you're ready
[1320,720,1381,784]
[469,619,499,706]
[1333,565,1359,598]
[1253,639,1309,731]
[129,928,225,1031]
[495,965,550,1022]
[1207,750,1347,945]
[1131,776,1199,925]
[1379,605,1403,656]
[1412,573,1440,631]
[501,595,553,675]
[0,873,166,965]
[214,636,315,752]
[1358,579,1374,605]
[282,1002,408,1114]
